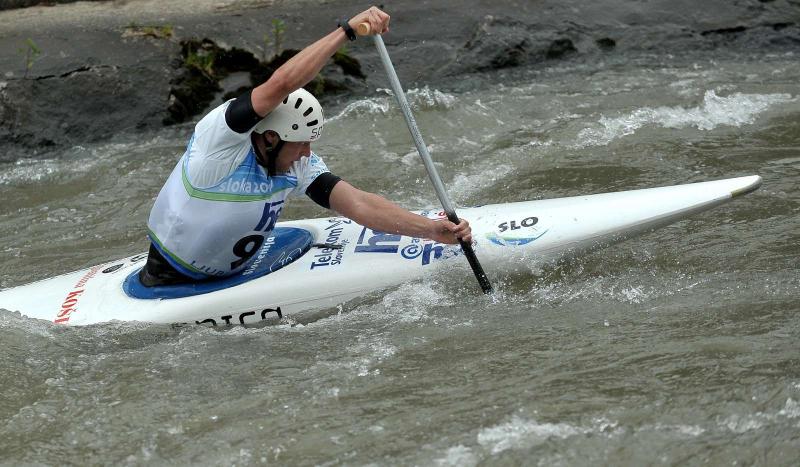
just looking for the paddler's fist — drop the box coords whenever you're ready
[429,218,472,245]
[349,6,390,35]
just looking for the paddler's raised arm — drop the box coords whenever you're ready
[250,6,390,117]
[328,181,472,245]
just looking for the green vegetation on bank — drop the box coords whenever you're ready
[262,19,286,61]
[17,38,40,79]
[123,22,174,39]
[164,19,365,125]
[185,48,216,78]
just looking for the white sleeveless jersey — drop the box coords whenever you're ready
[147,103,330,279]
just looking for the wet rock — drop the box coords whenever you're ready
[701,26,748,36]
[164,39,367,126]
[0,64,170,162]
[164,39,243,126]
[0,0,103,10]
[2,0,800,161]
[546,38,577,59]
[697,23,800,48]
[443,16,579,74]
[596,37,617,50]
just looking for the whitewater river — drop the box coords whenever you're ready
[1,49,798,465]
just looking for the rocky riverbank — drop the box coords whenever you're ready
[1,0,798,162]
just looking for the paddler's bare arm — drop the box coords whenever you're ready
[250,6,390,117]
[329,181,472,245]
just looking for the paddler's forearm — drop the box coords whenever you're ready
[252,28,348,116]
[330,183,435,239]
[348,193,435,239]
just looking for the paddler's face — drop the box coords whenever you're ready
[275,140,312,172]
[264,132,312,172]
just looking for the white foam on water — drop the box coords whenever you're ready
[650,424,706,437]
[449,164,515,204]
[575,90,794,148]
[0,159,64,185]
[669,78,698,96]
[443,415,729,462]
[718,398,800,433]
[347,337,397,377]
[399,144,439,167]
[313,281,449,328]
[405,86,458,110]
[722,414,765,433]
[526,267,717,309]
[329,86,457,121]
[434,445,478,467]
[476,416,587,454]
[779,398,800,418]
[0,309,54,337]
[0,136,178,186]
[330,97,392,121]
[619,285,647,304]
[380,282,451,324]
[305,332,398,379]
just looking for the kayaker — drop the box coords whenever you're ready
[139,6,471,286]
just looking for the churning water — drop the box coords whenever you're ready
[1,49,799,465]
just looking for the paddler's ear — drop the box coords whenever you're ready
[263,130,280,148]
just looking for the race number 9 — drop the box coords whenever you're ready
[231,234,264,270]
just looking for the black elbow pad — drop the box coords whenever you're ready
[225,89,263,133]
[306,173,342,209]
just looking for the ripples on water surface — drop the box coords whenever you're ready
[1,52,799,464]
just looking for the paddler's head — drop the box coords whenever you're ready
[254,88,324,174]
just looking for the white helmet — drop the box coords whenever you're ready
[253,88,324,142]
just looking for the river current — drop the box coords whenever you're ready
[1,50,799,465]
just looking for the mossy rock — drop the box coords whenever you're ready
[165,40,367,125]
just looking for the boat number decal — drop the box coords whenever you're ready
[232,201,285,271]
[231,235,265,270]
[54,265,103,324]
[195,307,283,326]
[498,216,538,232]
[310,218,351,270]
[354,227,460,266]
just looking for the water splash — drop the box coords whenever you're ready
[329,86,457,121]
[0,159,66,185]
[476,416,588,454]
[575,90,794,147]
[449,163,515,203]
[434,445,478,466]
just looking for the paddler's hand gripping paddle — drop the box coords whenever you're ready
[358,23,494,294]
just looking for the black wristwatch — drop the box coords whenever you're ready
[338,19,357,41]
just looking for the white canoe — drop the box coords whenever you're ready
[0,175,761,326]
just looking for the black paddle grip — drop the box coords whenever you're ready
[447,211,493,295]
[459,238,494,294]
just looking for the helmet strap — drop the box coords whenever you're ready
[267,139,284,176]
[256,132,284,177]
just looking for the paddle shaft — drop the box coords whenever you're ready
[369,33,493,294]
